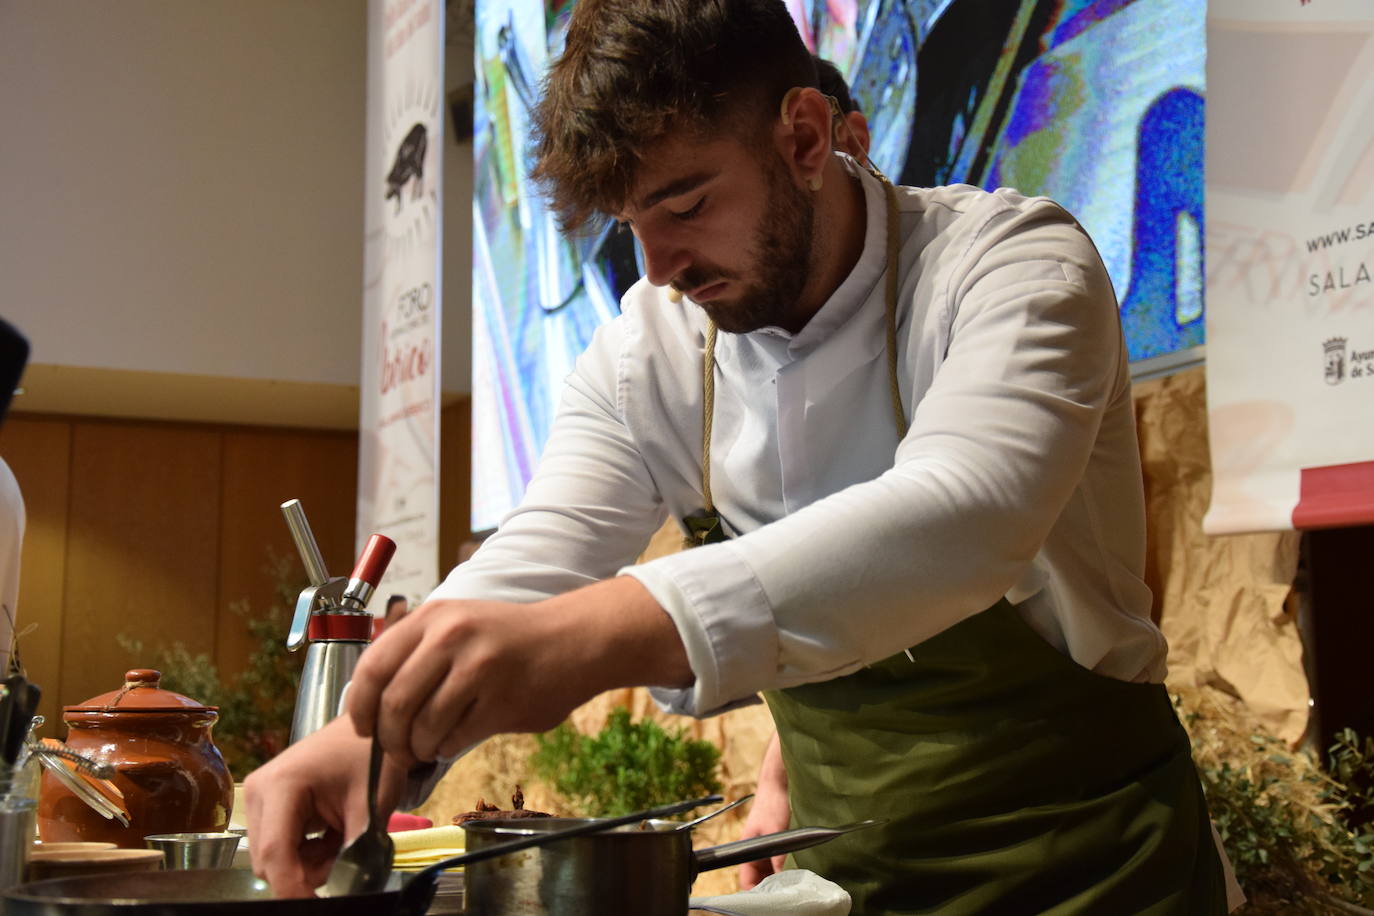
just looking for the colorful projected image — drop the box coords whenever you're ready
[471,2,638,529]
[901,0,1205,363]
[472,0,1206,530]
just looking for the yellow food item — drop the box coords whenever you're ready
[389,825,466,868]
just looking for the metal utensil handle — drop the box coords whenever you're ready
[675,793,754,832]
[32,749,127,824]
[281,499,329,587]
[31,742,112,780]
[364,734,384,834]
[690,819,885,874]
[401,794,725,898]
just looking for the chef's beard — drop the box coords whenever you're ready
[678,155,816,334]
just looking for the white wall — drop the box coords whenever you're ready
[0,0,475,398]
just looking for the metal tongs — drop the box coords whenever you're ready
[29,733,128,826]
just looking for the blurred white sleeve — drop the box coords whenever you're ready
[0,457,23,660]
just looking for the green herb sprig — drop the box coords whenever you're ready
[531,706,722,818]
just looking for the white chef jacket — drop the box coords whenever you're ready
[432,158,1167,718]
[0,457,22,660]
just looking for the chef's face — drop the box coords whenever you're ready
[615,129,816,334]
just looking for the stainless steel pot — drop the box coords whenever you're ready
[461,817,877,916]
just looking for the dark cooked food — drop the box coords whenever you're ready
[452,785,554,825]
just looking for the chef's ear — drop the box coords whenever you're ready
[775,87,833,192]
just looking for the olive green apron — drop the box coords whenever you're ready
[762,600,1227,915]
[683,152,1225,912]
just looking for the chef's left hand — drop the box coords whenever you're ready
[346,575,692,765]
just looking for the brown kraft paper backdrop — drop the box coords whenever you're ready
[1134,368,1306,745]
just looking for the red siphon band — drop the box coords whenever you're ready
[307,614,373,642]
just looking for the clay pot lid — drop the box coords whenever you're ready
[64,669,217,714]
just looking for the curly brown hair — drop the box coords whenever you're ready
[530,0,817,233]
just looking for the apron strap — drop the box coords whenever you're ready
[685,175,907,550]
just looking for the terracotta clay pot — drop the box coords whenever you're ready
[37,669,234,848]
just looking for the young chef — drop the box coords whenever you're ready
[246,0,1232,910]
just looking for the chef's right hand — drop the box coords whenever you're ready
[243,715,408,897]
[739,731,790,889]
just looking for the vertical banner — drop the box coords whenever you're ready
[1204,0,1374,534]
[358,0,444,602]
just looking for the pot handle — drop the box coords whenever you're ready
[691,819,885,875]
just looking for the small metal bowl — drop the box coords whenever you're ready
[144,832,241,870]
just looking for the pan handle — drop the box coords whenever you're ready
[690,819,885,875]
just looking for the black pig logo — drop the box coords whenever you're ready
[386,123,428,214]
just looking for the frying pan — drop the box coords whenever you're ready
[3,795,726,916]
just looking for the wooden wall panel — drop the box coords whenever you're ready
[0,408,471,742]
[439,397,472,574]
[0,417,72,734]
[217,428,357,678]
[62,422,222,709]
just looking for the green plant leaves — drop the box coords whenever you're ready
[530,707,722,818]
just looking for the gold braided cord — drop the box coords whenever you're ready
[882,178,908,438]
[826,88,908,437]
[701,319,718,514]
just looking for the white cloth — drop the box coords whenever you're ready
[689,869,850,916]
[0,457,22,660]
[432,160,1166,716]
